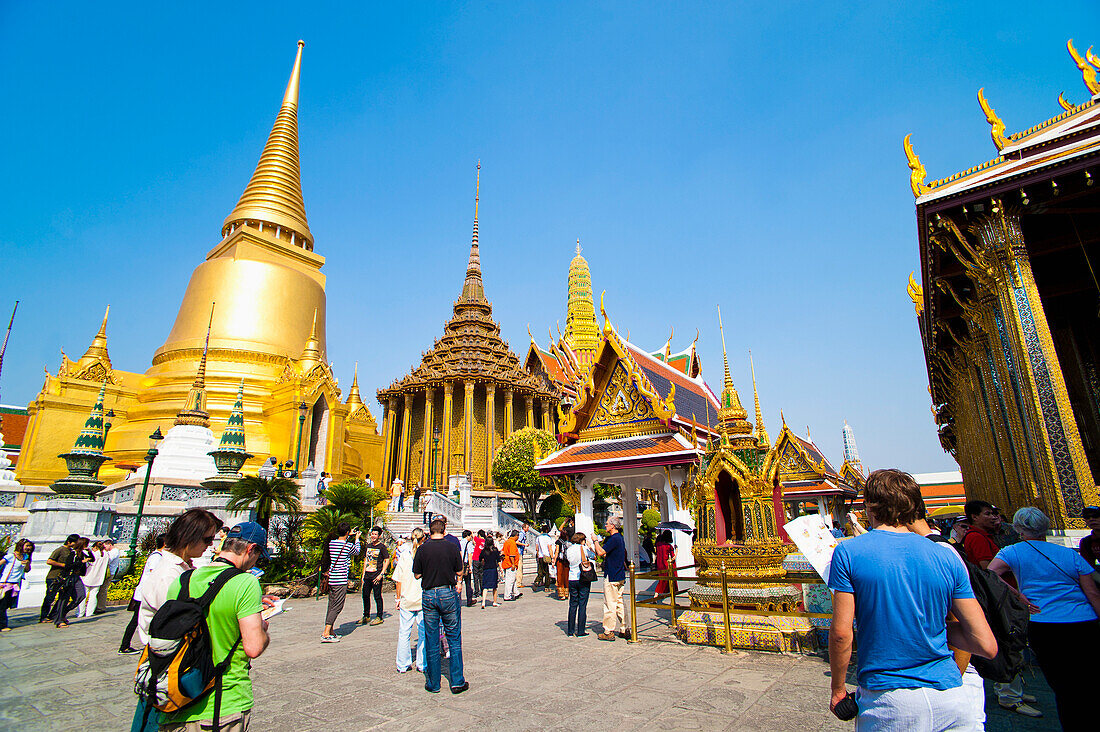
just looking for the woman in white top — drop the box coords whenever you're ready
[565,532,596,637]
[394,527,426,673]
[0,539,33,632]
[78,541,110,617]
[135,509,223,646]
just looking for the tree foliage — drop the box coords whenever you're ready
[303,509,359,546]
[225,476,303,532]
[492,427,559,518]
[319,480,387,524]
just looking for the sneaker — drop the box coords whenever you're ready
[397,666,412,673]
[597,632,617,641]
[1021,694,1038,704]
[321,635,341,643]
[355,616,368,625]
[514,592,523,599]
[369,617,384,626]
[450,681,469,694]
[118,647,141,655]
[999,702,1042,718]
[502,597,515,602]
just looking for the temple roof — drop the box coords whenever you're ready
[536,432,699,476]
[774,422,854,498]
[378,173,557,400]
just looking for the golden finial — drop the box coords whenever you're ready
[977,88,1009,151]
[664,327,673,357]
[527,324,536,345]
[903,134,931,198]
[1058,92,1075,111]
[600,290,613,337]
[717,305,732,390]
[907,272,924,315]
[223,40,313,245]
[750,349,769,447]
[575,238,581,256]
[780,409,786,426]
[1067,40,1100,95]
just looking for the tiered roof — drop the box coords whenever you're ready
[378,170,557,400]
[773,422,856,499]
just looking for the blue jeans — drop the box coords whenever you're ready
[396,606,425,672]
[422,586,464,691]
[567,579,591,636]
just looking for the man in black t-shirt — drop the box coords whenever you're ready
[413,518,467,695]
[359,527,390,626]
[39,534,78,623]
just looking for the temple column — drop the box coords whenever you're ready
[420,388,434,492]
[661,470,695,571]
[621,479,639,566]
[485,384,496,485]
[525,394,534,429]
[463,381,475,476]
[441,382,454,485]
[379,397,396,490]
[971,206,1097,523]
[575,475,595,539]
[540,400,550,432]
[396,393,413,489]
[504,389,514,438]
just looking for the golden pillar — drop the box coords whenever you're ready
[541,399,550,432]
[442,382,454,483]
[420,388,434,491]
[463,381,476,475]
[380,397,397,490]
[504,388,514,438]
[485,384,496,485]
[525,394,534,429]
[396,392,413,488]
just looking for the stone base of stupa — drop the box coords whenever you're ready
[17,497,118,609]
[675,609,816,653]
[148,424,217,481]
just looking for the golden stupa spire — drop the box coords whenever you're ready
[176,303,215,427]
[750,349,769,448]
[345,362,364,409]
[299,308,323,368]
[222,40,313,246]
[716,306,751,438]
[75,305,112,371]
[461,161,486,303]
[565,237,599,366]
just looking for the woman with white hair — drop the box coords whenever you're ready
[989,506,1100,731]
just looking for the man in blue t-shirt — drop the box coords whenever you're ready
[594,517,628,641]
[828,469,996,730]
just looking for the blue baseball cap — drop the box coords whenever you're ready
[226,522,270,559]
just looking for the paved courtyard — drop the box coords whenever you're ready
[0,585,1058,731]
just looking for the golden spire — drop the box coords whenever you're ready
[903,135,931,198]
[977,88,1009,151]
[222,40,313,246]
[565,238,599,365]
[460,161,487,303]
[76,305,112,370]
[346,362,364,409]
[1067,40,1100,95]
[176,303,214,427]
[750,349,769,448]
[716,306,751,438]
[299,308,323,369]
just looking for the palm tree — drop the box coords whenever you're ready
[304,508,359,545]
[226,475,302,532]
[320,480,388,525]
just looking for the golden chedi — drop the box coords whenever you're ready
[16,42,381,489]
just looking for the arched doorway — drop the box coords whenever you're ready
[714,470,744,544]
[307,395,329,470]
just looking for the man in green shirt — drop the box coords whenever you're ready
[160,522,271,732]
[39,534,78,623]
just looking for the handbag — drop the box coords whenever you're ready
[579,547,597,583]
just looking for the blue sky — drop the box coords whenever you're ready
[2,2,1097,472]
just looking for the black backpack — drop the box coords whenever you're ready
[928,534,1028,682]
[134,564,243,727]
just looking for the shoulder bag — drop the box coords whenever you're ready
[320,541,353,595]
[579,546,597,583]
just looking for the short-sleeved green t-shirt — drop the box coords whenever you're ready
[161,562,262,723]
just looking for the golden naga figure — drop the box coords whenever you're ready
[977,87,1009,151]
[1067,39,1100,95]
[903,134,931,198]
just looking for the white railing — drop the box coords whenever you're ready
[424,491,462,525]
[495,508,525,533]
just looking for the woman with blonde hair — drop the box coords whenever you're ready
[989,507,1100,730]
[394,527,426,673]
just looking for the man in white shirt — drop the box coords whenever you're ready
[534,525,554,592]
[94,539,122,615]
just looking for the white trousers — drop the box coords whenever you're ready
[856,684,981,732]
[503,568,517,599]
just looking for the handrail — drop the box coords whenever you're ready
[423,491,462,524]
[495,507,525,533]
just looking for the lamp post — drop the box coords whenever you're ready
[128,426,163,560]
[293,401,308,478]
[431,428,441,491]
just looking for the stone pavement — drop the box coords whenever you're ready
[0,585,1059,731]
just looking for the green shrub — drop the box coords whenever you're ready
[106,555,146,602]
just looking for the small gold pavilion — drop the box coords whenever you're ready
[376,169,561,492]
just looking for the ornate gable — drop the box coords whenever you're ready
[587,361,659,435]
